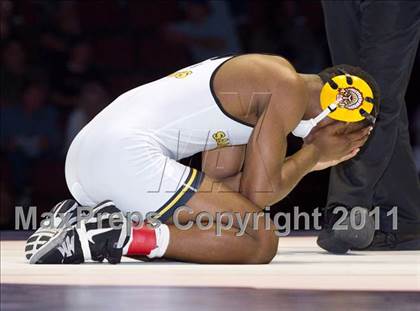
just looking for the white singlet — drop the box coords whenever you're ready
[65,55,254,221]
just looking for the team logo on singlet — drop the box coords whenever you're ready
[212,131,230,148]
[168,70,192,79]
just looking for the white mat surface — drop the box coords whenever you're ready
[2,236,419,291]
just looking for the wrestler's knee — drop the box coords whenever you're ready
[246,229,278,264]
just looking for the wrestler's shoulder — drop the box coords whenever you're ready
[234,53,294,70]
[216,53,302,91]
[239,54,300,84]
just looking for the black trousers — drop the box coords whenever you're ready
[322,0,420,234]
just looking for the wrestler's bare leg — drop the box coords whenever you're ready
[164,175,278,264]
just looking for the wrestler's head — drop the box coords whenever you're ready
[319,65,380,126]
[296,65,380,138]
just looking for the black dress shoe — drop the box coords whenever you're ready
[317,206,375,254]
[352,231,420,251]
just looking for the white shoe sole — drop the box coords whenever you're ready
[29,228,69,264]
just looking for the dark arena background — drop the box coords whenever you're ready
[1,1,420,311]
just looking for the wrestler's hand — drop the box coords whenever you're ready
[310,148,360,171]
[304,121,372,171]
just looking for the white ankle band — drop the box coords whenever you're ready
[147,224,170,259]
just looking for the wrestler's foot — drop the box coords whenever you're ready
[317,206,375,254]
[27,201,130,264]
[41,199,80,228]
[27,226,85,264]
[25,199,80,261]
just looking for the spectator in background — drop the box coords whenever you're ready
[65,81,108,149]
[39,1,82,70]
[0,82,60,202]
[243,1,279,53]
[275,2,327,73]
[165,0,241,62]
[51,41,98,109]
[0,0,14,39]
[0,40,27,106]
[415,107,420,175]
[242,2,327,72]
[0,178,13,227]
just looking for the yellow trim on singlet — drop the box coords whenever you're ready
[156,169,198,218]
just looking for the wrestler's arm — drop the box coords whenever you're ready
[202,137,320,201]
[239,75,369,207]
[238,74,318,207]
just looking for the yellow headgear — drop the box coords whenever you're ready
[320,74,374,122]
[292,69,378,138]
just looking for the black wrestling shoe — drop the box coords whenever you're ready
[27,201,130,264]
[42,199,80,228]
[317,206,375,254]
[25,199,80,261]
[27,227,85,264]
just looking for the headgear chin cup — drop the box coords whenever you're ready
[292,102,338,138]
[292,71,376,138]
[291,120,315,138]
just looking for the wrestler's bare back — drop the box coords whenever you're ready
[213,54,307,132]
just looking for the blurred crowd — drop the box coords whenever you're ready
[1,0,419,228]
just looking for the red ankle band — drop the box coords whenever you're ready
[126,226,157,256]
